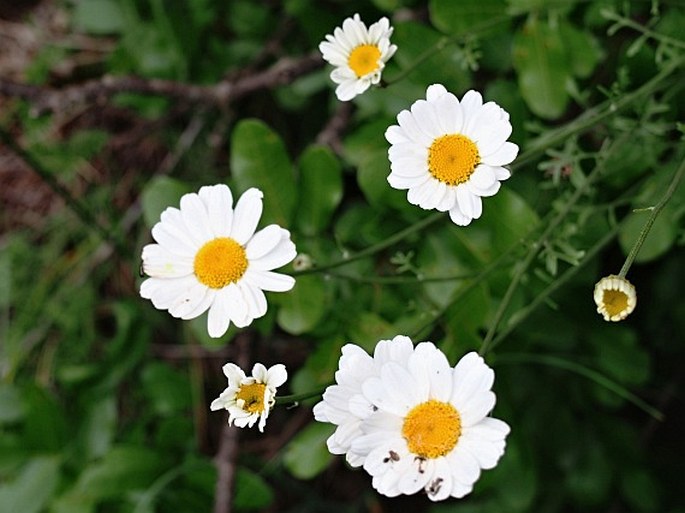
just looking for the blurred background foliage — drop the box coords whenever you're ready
[1,0,684,512]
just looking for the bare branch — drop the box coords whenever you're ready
[0,52,324,115]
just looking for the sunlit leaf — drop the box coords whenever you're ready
[231,119,298,226]
[283,422,335,479]
[513,16,571,119]
[296,145,343,236]
[141,176,192,229]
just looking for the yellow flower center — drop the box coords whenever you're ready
[602,289,629,318]
[428,134,480,185]
[402,400,461,459]
[193,237,248,289]
[348,44,382,77]
[236,383,267,414]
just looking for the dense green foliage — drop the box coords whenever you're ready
[1,0,684,512]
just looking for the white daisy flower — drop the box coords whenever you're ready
[385,84,519,226]
[314,335,510,501]
[140,184,297,338]
[319,13,397,101]
[210,362,287,432]
[594,274,637,322]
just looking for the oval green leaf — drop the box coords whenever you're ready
[296,145,343,236]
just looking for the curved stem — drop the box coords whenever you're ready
[496,352,664,420]
[292,212,443,276]
[618,156,685,277]
[276,386,329,406]
[602,8,685,50]
[479,161,604,356]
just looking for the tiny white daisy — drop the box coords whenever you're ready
[594,274,637,322]
[319,13,397,101]
[314,335,510,501]
[385,84,519,226]
[210,362,287,432]
[140,184,297,338]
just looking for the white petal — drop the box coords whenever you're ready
[459,390,496,427]
[168,279,209,319]
[140,275,198,310]
[448,202,472,226]
[459,90,483,120]
[335,79,360,102]
[425,83,448,101]
[475,120,513,156]
[245,225,285,260]
[447,443,481,486]
[426,457,457,501]
[397,110,433,148]
[141,243,193,278]
[482,141,519,166]
[456,184,476,218]
[266,364,288,388]
[244,269,295,292]
[151,212,197,257]
[231,188,263,245]
[180,192,213,244]
[223,362,246,383]
[198,184,233,237]
[410,100,443,140]
[249,233,296,271]
[207,289,231,338]
[238,281,267,319]
[224,283,250,327]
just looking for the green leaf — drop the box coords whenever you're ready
[429,0,507,36]
[559,21,603,79]
[79,396,117,460]
[296,145,343,236]
[22,385,68,452]
[357,150,412,212]
[283,422,335,480]
[233,468,274,510]
[0,457,60,513]
[142,362,192,415]
[513,16,571,119]
[0,384,25,423]
[72,445,168,501]
[480,188,540,253]
[141,176,192,228]
[276,275,327,335]
[230,119,297,226]
[72,0,125,35]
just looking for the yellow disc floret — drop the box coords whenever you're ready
[236,382,267,414]
[402,400,461,459]
[348,44,382,77]
[602,289,629,318]
[193,237,248,289]
[428,134,480,185]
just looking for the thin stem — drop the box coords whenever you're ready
[276,386,329,405]
[602,8,685,50]
[383,16,510,86]
[479,162,604,356]
[292,212,443,276]
[513,54,685,171]
[618,156,685,277]
[489,220,624,351]
[496,352,664,421]
[324,270,481,285]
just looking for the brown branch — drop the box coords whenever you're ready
[213,332,252,513]
[0,52,324,115]
[316,101,353,155]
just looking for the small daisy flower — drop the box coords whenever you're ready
[319,13,397,101]
[385,84,519,226]
[140,184,296,338]
[314,335,510,501]
[594,275,637,322]
[211,362,287,432]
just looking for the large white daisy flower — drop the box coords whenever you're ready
[313,335,510,501]
[385,84,519,226]
[210,362,287,432]
[140,184,296,338]
[319,13,397,102]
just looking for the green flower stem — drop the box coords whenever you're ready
[602,8,685,50]
[479,162,604,356]
[325,269,483,285]
[513,54,685,171]
[488,220,624,351]
[0,127,129,257]
[618,156,685,278]
[276,386,329,406]
[496,352,664,420]
[291,212,443,276]
[383,16,510,86]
